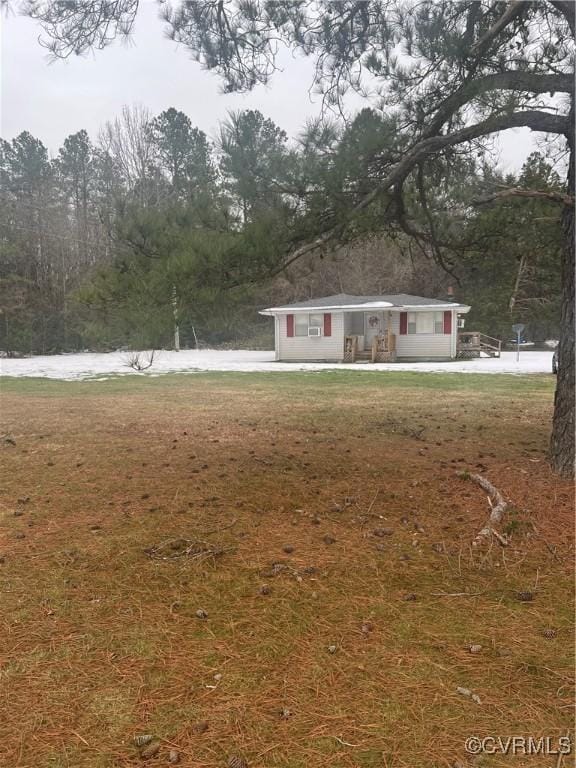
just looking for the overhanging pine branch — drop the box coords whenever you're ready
[469,0,524,55]
[473,187,575,206]
[279,110,569,269]
[393,182,461,283]
[422,72,573,139]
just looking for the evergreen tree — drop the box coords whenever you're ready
[149,108,216,202]
[77,201,242,349]
[459,154,563,342]
[218,109,294,223]
[56,130,96,264]
[0,132,58,351]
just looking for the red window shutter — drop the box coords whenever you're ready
[399,312,408,335]
[443,310,452,335]
[323,313,332,337]
[286,314,294,337]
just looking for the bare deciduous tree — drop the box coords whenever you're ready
[99,105,159,205]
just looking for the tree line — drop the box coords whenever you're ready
[0,106,278,352]
[0,105,563,355]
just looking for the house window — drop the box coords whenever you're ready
[295,313,323,336]
[309,313,323,329]
[407,311,445,334]
[294,314,308,336]
[434,312,444,334]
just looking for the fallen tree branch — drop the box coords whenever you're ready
[144,538,233,561]
[470,474,507,522]
[488,528,509,547]
[464,473,509,547]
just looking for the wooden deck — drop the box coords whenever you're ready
[457,332,502,359]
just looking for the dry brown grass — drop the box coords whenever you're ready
[0,372,573,767]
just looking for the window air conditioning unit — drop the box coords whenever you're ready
[457,317,466,329]
[308,327,322,337]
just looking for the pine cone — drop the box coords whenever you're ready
[373,527,394,537]
[133,735,153,747]
[516,590,534,602]
[139,741,161,759]
[542,628,557,639]
[227,756,248,768]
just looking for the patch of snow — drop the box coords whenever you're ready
[0,349,555,381]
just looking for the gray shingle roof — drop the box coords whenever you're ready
[261,293,469,312]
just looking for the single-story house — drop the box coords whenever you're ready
[259,293,472,363]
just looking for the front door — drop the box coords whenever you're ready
[365,312,384,350]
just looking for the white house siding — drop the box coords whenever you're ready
[277,311,345,361]
[390,310,456,359]
[273,308,459,362]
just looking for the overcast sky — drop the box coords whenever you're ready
[2,1,539,169]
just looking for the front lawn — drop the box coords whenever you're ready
[0,372,572,767]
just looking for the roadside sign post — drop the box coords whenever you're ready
[512,323,525,362]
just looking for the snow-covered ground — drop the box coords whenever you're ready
[0,349,555,381]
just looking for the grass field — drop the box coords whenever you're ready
[0,371,573,767]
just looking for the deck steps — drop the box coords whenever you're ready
[457,332,502,359]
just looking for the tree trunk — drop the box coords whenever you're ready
[549,104,575,477]
[172,284,180,352]
[509,253,527,313]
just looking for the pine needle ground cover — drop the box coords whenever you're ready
[0,372,573,768]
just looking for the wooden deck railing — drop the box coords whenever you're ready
[345,331,396,362]
[344,334,359,362]
[371,329,396,361]
[457,332,502,358]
